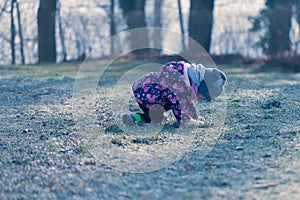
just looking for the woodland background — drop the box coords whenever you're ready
[1,0,300,71]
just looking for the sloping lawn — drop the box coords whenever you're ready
[0,59,299,199]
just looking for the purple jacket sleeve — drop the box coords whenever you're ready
[160,62,198,123]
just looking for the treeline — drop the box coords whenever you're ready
[1,0,300,66]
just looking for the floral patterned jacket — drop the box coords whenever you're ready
[132,61,198,123]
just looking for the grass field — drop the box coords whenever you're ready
[0,59,299,199]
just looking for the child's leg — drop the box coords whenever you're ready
[137,104,151,123]
[122,104,150,125]
[127,83,165,125]
[138,104,164,124]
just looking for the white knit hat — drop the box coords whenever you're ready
[188,63,227,101]
[203,68,227,101]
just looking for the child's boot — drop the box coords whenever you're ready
[122,114,143,126]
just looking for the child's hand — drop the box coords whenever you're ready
[197,116,206,122]
[185,117,205,127]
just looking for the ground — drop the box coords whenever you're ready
[0,59,299,199]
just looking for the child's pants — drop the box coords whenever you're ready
[137,104,165,123]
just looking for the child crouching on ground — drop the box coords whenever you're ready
[122,61,227,127]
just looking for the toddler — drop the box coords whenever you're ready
[122,61,227,127]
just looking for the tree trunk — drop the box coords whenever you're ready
[153,0,163,54]
[178,0,186,52]
[16,1,25,64]
[294,0,300,54]
[266,0,292,58]
[37,0,57,63]
[188,0,214,53]
[57,0,67,62]
[110,0,116,56]
[119,0,149,57]
[0,0,9,22]
[10,0,16,65]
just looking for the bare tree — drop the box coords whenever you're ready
[110,0,116,56]
[153,0,163,54]
[37,0,57,63]
[177,0,186,52]
[188,0,214,53]
[57,0,67,62]
[266,0,293,57]
[16,1,25,64]
[10,0,16,65]
[293,0,300,54]
[72,15,91,61]
[295,0,300,23]
[0,0,9,19]
[119,0,149,56]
